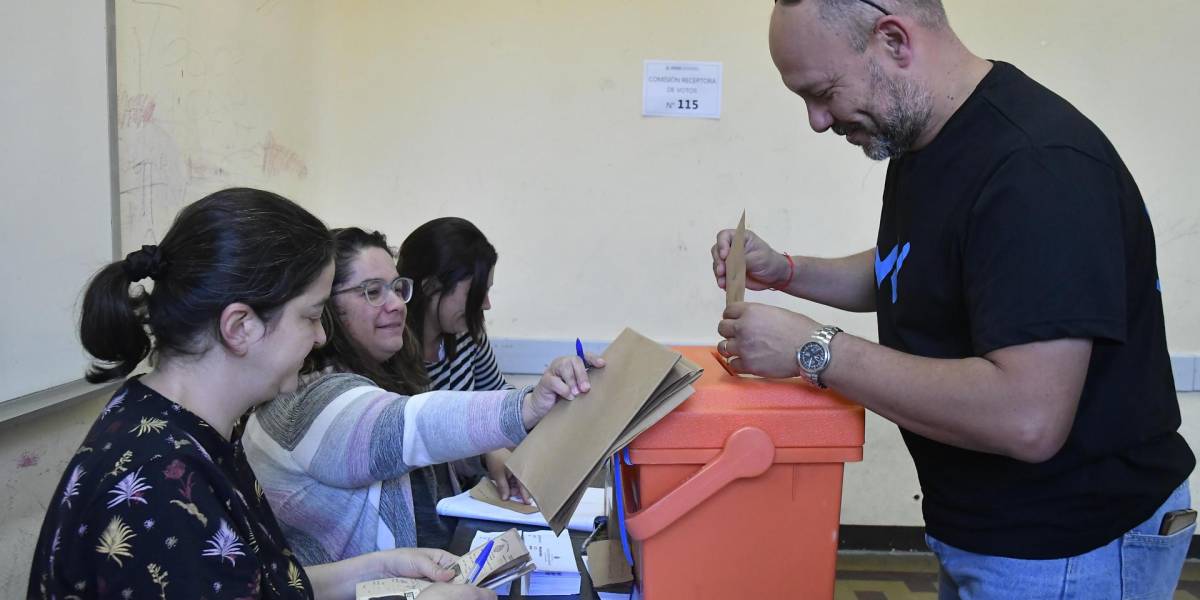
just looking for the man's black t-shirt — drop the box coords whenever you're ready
[875,61,1194,559]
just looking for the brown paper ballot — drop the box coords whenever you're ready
[507,328,702,533]
[726,210,747,306]
[468,478,540,514]
[585,539,634,588]
[583,471,634,589]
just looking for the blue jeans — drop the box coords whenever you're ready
[927,481,1192,600]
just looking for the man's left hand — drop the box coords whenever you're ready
[717,302,820,378]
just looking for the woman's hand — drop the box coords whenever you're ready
[483,448,531,504]
[522,353,606,429]
[371,547,459,582]
[360,549,498,600]
[308,546,465,600]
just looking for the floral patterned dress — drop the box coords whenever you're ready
[27,379,314,599]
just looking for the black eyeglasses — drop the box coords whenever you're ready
[332,276,414,306]
[856,0,891,16]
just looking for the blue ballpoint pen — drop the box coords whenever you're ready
[575,338,587,366]
[468,539,494,584]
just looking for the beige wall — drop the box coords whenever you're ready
[3,1,1198,595]
[299,0,1200,351]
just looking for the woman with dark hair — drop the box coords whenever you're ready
[27,190,490,600]
[242,227,599,563]
[395,218,531,509]
[396,217,502,393]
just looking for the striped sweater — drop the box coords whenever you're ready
[411,333,515,547]
[426,332,513,392]
[242,371,530,565]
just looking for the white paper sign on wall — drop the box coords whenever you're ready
[642,60,722,119]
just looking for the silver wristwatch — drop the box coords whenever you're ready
[797,326,842,388]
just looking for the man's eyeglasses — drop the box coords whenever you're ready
[332,276,414,306]
[856,0,891,16]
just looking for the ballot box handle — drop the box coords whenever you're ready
[624,426,774,541]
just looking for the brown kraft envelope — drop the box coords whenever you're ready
[586,539,634,588]
[506,328,681,534]
[726,210,747,306]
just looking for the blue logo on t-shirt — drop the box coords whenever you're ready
[876,243,911,304]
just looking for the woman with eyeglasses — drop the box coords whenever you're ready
[28,190,492,600]
[241,228,602,566]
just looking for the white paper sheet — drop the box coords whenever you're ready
[437,486,605,532]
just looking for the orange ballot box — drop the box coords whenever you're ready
[616,346,865,599]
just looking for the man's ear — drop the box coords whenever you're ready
[875,16,914,69]
[218,302,265,355]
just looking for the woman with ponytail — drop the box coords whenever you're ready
[28,189,493,600]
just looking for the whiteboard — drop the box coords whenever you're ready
[0,2,115,403]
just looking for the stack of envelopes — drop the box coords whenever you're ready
[508,328,703,534]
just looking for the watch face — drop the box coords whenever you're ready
[798,341,826,371]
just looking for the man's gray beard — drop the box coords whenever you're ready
[862,61,934,161]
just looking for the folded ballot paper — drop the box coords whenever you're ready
[354,529,534,600]
[507,328,702,534]
[726,210,747,306]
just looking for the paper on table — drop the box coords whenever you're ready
[521,529,581,596]
[437,485,606,532]
[468,478,540,514]
[470,530,506,547]
[522,529,578,574]
[726,210,747,306]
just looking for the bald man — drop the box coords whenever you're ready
[712,1,1194,597]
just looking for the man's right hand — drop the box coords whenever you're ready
[711,229,792,291]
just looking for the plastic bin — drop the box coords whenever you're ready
[617,346,865,599]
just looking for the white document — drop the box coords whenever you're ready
[521,529,581,596]
[470,530,506,548]
[642,60,722,119]
[523,530,578,574]
[437,486,605,532]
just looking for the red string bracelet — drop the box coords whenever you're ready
[772,253,795,290]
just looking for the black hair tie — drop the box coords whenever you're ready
[122,245,168,282]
